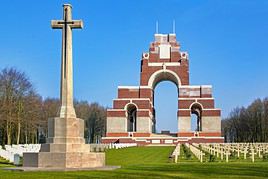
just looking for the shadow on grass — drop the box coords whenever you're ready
[0,161,11,165]
[125,163,268,178]
[1,162,268,179]
[0,158,13,166]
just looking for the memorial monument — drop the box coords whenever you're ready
[23,4,105,169]
[102,33,224,145]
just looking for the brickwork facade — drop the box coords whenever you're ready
[102,33,223,144]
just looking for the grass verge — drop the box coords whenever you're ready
[0,146,268,178]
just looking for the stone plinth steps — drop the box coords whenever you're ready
[23,118,105,169]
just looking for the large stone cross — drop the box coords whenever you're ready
[23,4,106,169]
[51,4,83,118]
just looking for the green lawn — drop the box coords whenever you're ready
[0,146,268,178]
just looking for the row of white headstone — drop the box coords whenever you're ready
[90,143,137,152]
[172,144,180,163]
[0,143,138,163]
[0,144,41,162]
[109,143,137,149]
[200,143,268,162]
[185,143,205,162]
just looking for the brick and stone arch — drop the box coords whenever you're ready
[125,103,137,132]
[190,102,203,132]
[103,33,223,144]
[148,69,181,89]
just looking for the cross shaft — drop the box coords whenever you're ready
[51,4,83,118]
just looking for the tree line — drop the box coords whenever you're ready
[0,67,106,145]
[222,98,268,143]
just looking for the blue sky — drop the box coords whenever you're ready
[0,1,267,132]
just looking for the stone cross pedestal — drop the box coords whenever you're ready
[23,4,105,169]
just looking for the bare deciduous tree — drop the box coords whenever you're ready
[222,98,268,143]
[0,68,34,144]
[0,67,107,145]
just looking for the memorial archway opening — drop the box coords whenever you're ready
[154,80,178,134]
[126,103,137,132]
[190,103,202,132]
